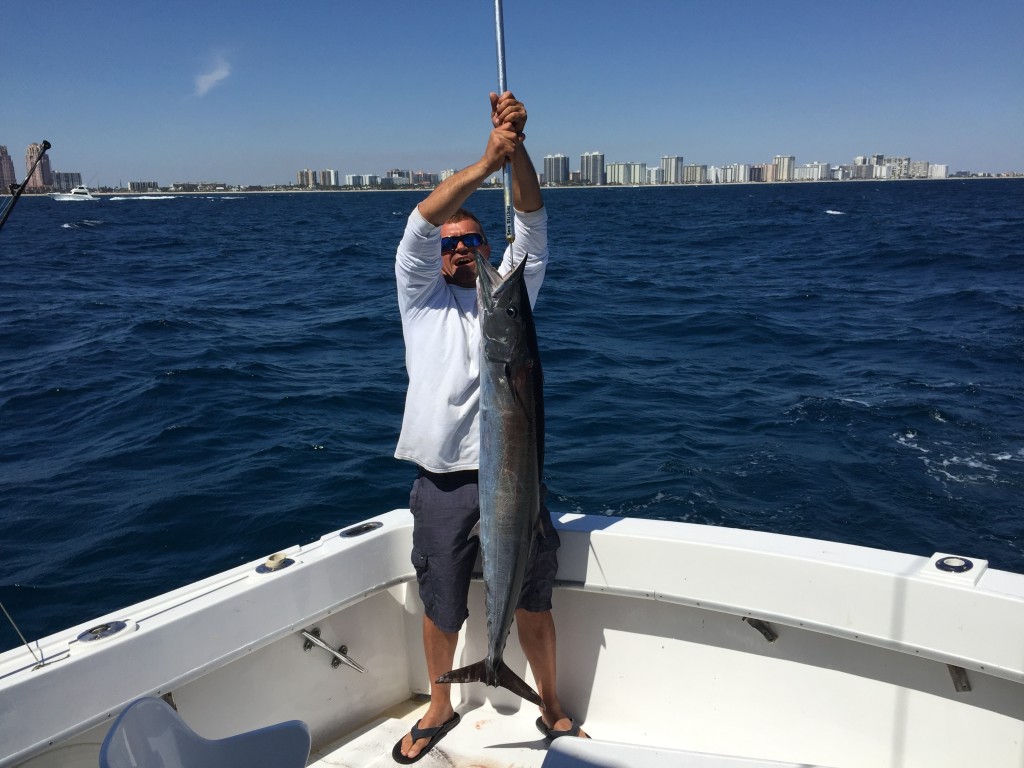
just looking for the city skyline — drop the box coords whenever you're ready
[6,139,984,192]
[4,1,1021,187]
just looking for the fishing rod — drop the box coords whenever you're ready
[493,0,514,244]
[0,140,51,235]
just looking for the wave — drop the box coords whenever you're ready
[61,219,105,228]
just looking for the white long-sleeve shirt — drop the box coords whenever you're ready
[394,204,548,472]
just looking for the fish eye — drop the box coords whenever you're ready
[506,307,518,318]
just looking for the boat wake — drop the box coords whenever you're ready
[109,196,178,201]
[825,209,846,215]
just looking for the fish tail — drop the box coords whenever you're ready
[495,660,544,706]
[435,659,487,687]
[436,659,543,707]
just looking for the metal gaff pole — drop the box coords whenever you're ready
[494,0,514,243]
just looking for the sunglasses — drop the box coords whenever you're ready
[441,232,487,252]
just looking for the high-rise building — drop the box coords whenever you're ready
[543,154,569,184]
[387,169,413,186]
[773,155,795,182]
[297,169,316,188]
[605,163,628,185]
[580,152,605,185]
[0,146,17,190]
[320,169,339,187]
[346,174,382,187]
[909,161,930,179]
[605,162,647,185]
[54,172,84,191]
[683,164,707,184]
[794,162,830,181]
[660,156,685,184]
[25,143,53,190]
[884,157,911,179]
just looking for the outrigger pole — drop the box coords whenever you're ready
[0,140,52,236]
[493,0,514,244]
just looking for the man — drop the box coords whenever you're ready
[393,92,586,763]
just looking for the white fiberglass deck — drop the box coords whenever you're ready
[309,697,819,768]
[310,696,551,767]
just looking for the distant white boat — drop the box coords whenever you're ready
[50,185,98,201]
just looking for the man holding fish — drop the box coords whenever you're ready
[393,91,587,763]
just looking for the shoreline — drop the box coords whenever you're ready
[8,176,1021,199]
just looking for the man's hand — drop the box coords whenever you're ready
[491,91,527,139]
[482,122,520,176]
[416,92,537,226]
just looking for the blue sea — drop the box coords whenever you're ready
[1,180,1022,652]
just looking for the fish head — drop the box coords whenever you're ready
[475,252,533,358]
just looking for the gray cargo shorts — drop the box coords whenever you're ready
[409,467,560,634]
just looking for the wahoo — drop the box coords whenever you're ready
[436,252,544,706]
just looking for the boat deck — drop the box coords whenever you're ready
[308,696,818,768]
[310,696,555,768]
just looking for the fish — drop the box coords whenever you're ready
[435,251,544,707]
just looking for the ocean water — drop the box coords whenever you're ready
[1,180,1022,651]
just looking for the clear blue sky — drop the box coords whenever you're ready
[4,0,1022,187]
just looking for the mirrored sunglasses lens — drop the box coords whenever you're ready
[441,233,484,252]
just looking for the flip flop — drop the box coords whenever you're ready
[392,712,461,764]
[536,716,586,740]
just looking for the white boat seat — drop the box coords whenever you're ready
[540,736,827,767]
[98,696,311,768]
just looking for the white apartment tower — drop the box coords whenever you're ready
[543,154,569,184]
[660,156,685,184]
[683,164,708,184]
[580,152,605,185]
[605,162,647,185]
[773,155,796,182]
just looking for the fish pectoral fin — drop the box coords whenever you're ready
[468,520,481,541]
[436,659,542,707]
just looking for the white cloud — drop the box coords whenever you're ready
[194,57,231,97]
